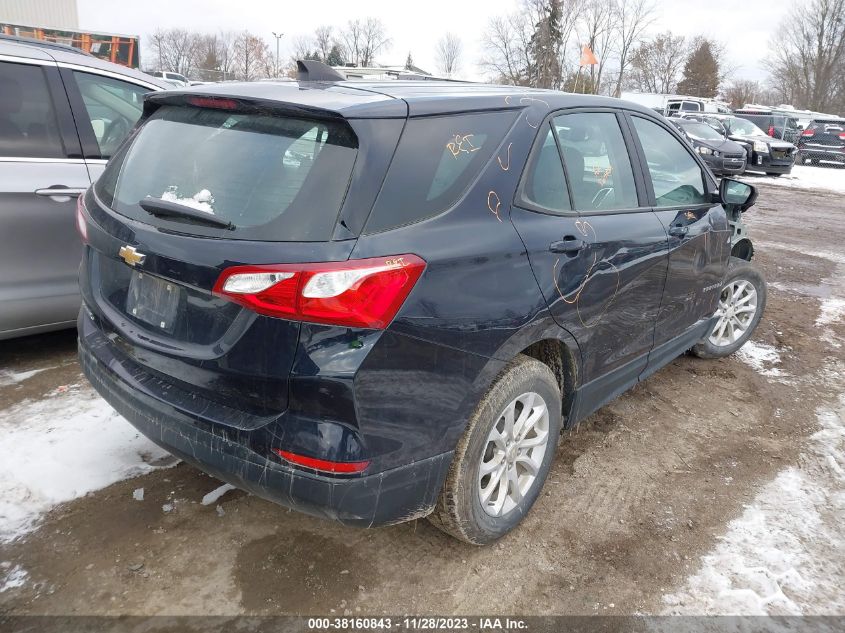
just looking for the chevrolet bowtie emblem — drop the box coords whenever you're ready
[119,245,146,267]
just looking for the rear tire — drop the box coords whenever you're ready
[692,257,766,359]
[428,355,561,544]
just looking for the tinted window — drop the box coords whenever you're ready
[365,110,517,233]
[73,71,150,158]
[96,105,357,241]
[0,62,65,158]
[681,102,700,111]
[632,117,708,208]
[554,112,638,211]
[520,126,570,212]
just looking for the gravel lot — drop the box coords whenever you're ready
[1,175,843,617]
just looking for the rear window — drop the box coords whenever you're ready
[364,110,517,234]
[95,105,358,241]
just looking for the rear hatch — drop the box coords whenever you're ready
[79,94,364,423]
[801,120,845,150]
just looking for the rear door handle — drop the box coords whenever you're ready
[35,187,87,200]
[549,237,585,253]
[668,225,689,237]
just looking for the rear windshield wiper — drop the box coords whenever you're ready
[139,197,235,230]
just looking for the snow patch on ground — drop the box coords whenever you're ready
[160,188,215,214]
[663,394,845,615]
[0,368,51,387]
[735,340,787,377]
[201,483,236,506]
[0,384,173,543]
[816,298,845,328]
[744,165,845,195]
[0,562,28,592]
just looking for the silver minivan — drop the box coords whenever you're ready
[0,36,169,340]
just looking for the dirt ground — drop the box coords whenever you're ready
[1,180,843,617]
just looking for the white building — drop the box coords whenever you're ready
[0,0,79,29]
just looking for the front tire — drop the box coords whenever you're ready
[428,355,562,544]
[692,257,766,359]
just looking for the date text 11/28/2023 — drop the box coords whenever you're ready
[307,617,529,631]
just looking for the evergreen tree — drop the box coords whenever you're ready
[528,1,562,89]
[405,51,414,70]
[326,44,344,67]
[677,39,720,97]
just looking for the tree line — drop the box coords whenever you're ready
[146,0,845,115]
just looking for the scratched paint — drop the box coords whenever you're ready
[551,219,621,329]
[497,143,512,171]
[446,134,481,159]
[487,191,503,222]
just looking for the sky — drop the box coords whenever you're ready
[76,0,798,83]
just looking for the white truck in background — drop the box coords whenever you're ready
[621,92,732,115]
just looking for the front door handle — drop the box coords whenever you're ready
[668,225,689,237]
[549,237,585,254]
[35,186,87,201]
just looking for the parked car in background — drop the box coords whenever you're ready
[796,118,845,166]
[733,108,800,144]
[79,63,765,544]
[147,70,190,86]
[680,113,797,176]
[0,36,169,340]
[668,118,747,176]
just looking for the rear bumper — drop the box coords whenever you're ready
[799,146,845,162]
[78,314,452,528]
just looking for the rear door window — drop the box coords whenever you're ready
[553,112,639,211]
[519,126,571,212]
[0,61,66,158]
[364,110,517,233]
[95,104,358,241]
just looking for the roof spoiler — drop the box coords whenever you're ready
[296,60,346,82]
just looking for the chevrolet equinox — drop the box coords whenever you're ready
[78,62,766,544]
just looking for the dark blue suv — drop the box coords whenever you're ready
[78,65,765,544]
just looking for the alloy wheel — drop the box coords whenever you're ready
[477,391,550,517]
[709,279,758,347]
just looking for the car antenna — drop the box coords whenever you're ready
[296,60,346,82]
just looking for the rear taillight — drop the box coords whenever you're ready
[767,125,775,137]
[802,128,815,137]
[839,132,845,141]
[273,449,370,474]
[213,254,426,329]
[75,195,88,242]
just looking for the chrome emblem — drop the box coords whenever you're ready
[119,245,146,267]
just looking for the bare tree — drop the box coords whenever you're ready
[194,32,236,81]
[479,11,536,85]
[233,31,270,81]
[339,18,391,67]
[628,32,687,93]
[290,35,316,66]
[767,0,845,112]
[723,79,761,109]
[147,28,201,76]
[435,33,463,77]
[612,0,656,97]
[578,0,615,94]
[314,26,335,62]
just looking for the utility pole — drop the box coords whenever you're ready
[272,31,283,78]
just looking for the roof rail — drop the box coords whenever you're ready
[296,60,346,82]
[0,32,91,57]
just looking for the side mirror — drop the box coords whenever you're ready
[720,178,757,212]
